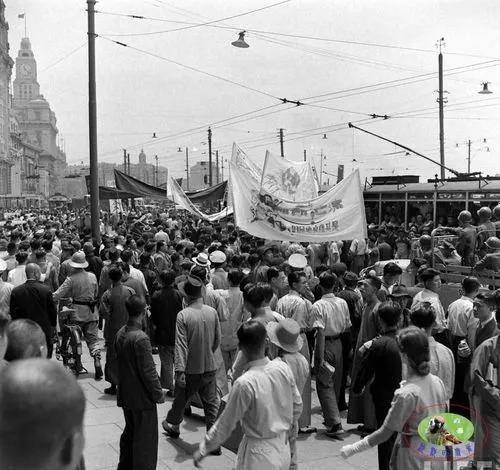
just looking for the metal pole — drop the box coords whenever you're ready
[303,149,306,162]
[221,158,224,181]
[467,139,471,174]
[155,155,158,186]
[123,148,127,173]
[185,147,190,190]
[127,153,130,175]
[279,128,284,157]
[216,150,219,184]
[320,150,324,187]
[87,0,100,243]
[438,45,445,180]
[208,127,213,186]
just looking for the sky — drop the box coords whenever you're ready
[5,0,500,184]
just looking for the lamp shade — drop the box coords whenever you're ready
[232,31,249,48]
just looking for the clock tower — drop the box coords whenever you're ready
[13,37,40,103]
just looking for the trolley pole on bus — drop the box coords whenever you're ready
[437,38,446,180]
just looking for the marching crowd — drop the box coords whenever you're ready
[0,204,499,470]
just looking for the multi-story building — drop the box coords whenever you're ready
[189,161,218,191]
[63,149,169,200]
[11,36,66,199]
[0,1,13,197]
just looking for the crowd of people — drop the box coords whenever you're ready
[0,204,498,470]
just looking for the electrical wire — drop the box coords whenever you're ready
[98,35,280,101]
[96,11,499,60]
[96,0,291,35]
[39,42,87,73]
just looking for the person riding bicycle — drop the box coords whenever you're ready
[53,251,102,380]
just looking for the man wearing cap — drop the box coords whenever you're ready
[254,244,275,283]
[10,263,57,358]
[312,272,351,437]
[162,275,221,442]
[439,240,462,265]
[193,320,302,470]
[474,236,500,273]
[210,250,229,290]
[53,251,102,380]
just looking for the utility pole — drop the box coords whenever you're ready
[279,128,284,157]
[123,149,127,173]
[127,153,130,175]
[155,154,158,186]
[87,0,100,243]
[221,159,225,181]
[437,38,446,180]
[208,127,213,186]
[216,150,219,184]
[303,149,306,162]
[467,139,472,174]
[320,150,324,187]
[185,147,190,191]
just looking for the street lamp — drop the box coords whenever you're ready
[478,82,493,94]
[232,31,249,48]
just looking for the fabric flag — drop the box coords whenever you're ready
[229,162,367,242]
[231,142,262,182]
[114,169,169,199]
[261,150,318,201]
[168,177,232,222]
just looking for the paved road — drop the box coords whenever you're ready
[76,344,377,470]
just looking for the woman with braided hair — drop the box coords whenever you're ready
[342,326,448,470]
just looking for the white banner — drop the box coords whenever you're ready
[229,163,367,242]
[231,142,262,182]
[168,177,232,222]
[261,150,319,201]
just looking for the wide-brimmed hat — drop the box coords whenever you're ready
[485,237,500,250]
[288,253,307,269]
[192,252,211,267]
[68,251,89,269]
[178,275,204,298]
[266,319,303,354]
[388,284,411,298]
[209,250,226,264]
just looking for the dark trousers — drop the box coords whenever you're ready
[104,340,117,386]
[374,395,396,470]
[45,334,54,359]
[339,331,352,409]
[118,407,158,470]
[166,371,219,430]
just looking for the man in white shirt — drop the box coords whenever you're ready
[154,225,170,243]
[447,277,480,411]
[410,268,448,346]
[7,251,28,287]
[312,272,351,437]
[193,320,302,469]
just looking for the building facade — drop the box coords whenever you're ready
[0,1,13,196]
[11,36,66,199]
[189,161,217,191]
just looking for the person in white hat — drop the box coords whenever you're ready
[209,250,228,290]
[267,318,310,469]
[194,320,303,470]
[192,252,211,268]
[53,251,102,380]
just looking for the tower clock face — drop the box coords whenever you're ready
[21,63,32,77]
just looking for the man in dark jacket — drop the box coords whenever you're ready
[10,263,57,358]
[115,294,167,470]
[150,269,183,394]
[84,242,103,281]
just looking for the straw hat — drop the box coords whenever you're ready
[266,318,303,354]
[288,253,307,269]
[192,252,211,267]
